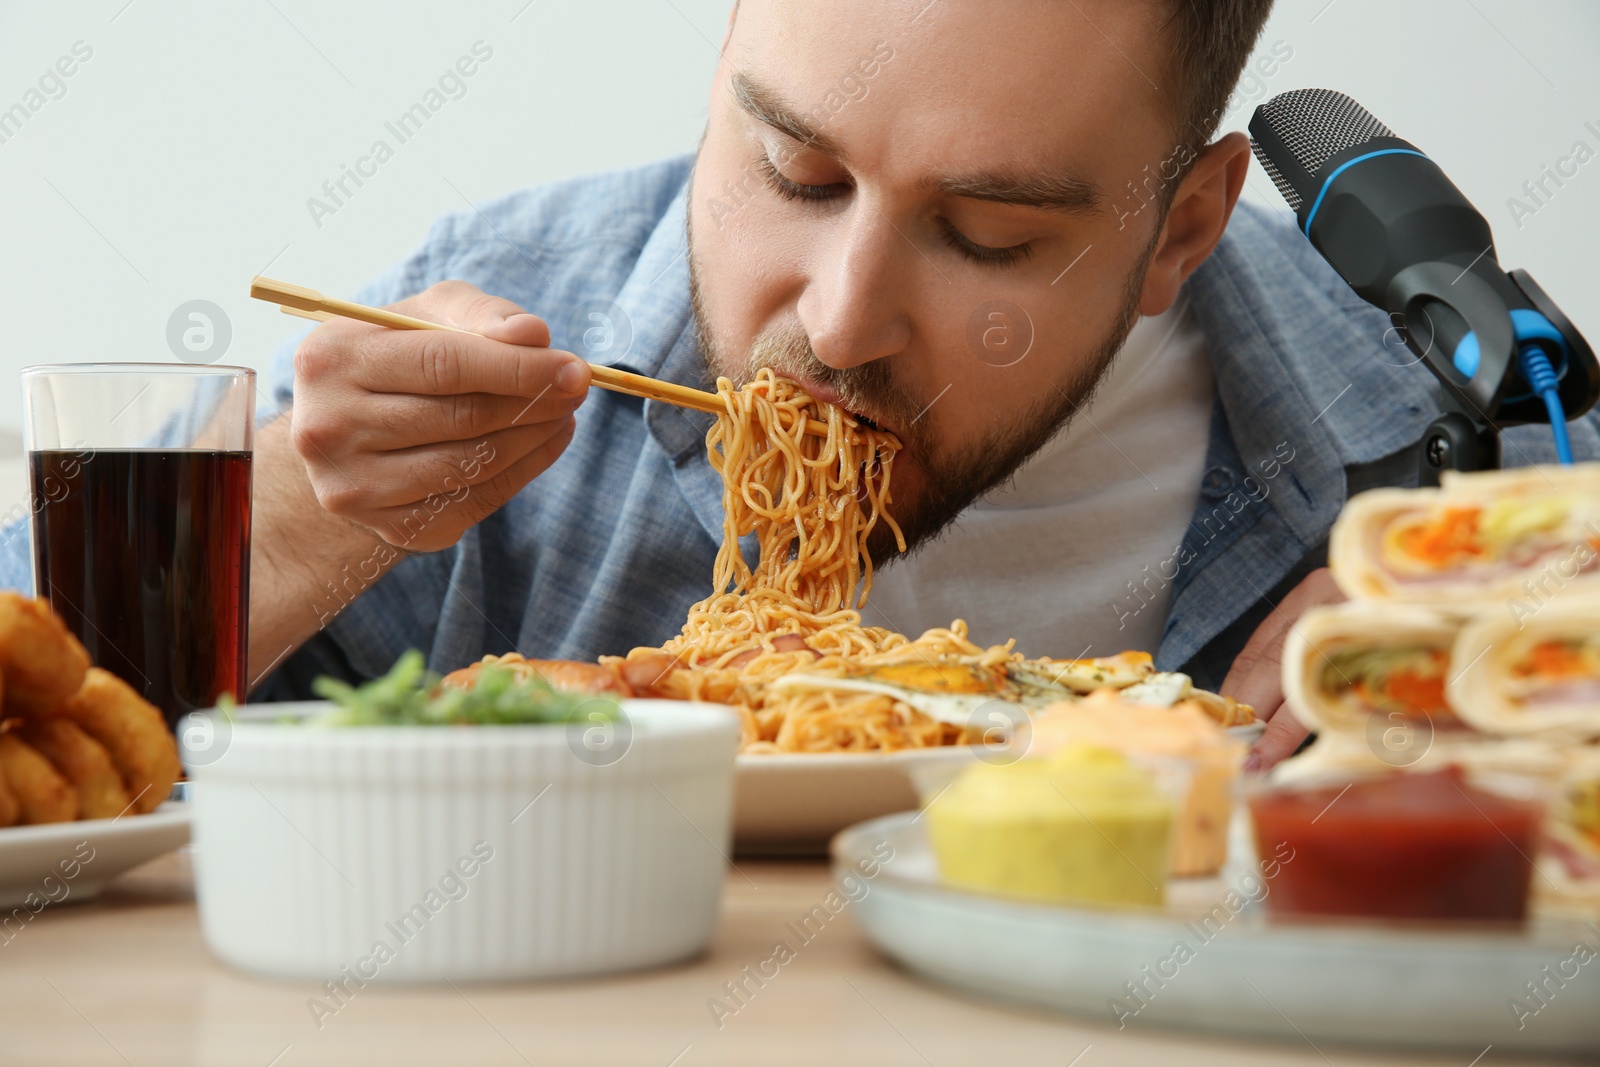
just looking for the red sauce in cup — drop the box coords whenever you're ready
[1248,767,1544,922]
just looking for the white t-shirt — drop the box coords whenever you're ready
[860,296,1214,661]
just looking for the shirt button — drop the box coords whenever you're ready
[1200,466,1234,498]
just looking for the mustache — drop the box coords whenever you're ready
[739,327,925,439]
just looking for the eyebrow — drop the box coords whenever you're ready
[730,72,844,159]
[729,71,1103,216]
[935,172,1103,216]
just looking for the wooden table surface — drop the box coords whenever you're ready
[1,847,1587,1067]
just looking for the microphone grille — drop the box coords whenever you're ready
[1251,89,1395,212]
[1251,141,1302,212]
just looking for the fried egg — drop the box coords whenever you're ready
[766,651,1166,728]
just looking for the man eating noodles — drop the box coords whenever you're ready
[6,0,1597,769]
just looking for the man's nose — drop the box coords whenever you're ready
[796,200,914,371]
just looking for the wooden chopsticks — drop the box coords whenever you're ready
[251,276,733,417]
[250,277,839,436]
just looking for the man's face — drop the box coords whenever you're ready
[688,0,1181,556]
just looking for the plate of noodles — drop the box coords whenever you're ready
[444,370,1255,850]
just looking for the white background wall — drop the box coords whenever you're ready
[2,0,1597,508]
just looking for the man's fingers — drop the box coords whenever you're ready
[291,278,589,403]
[481,312,554,349]
[1222,608,1295,720]
[459,417,579,523]
[1220,596,1291,704]
[352,390,582,450]
[321,420,575,513]
[378,328,586,399]
[1221,567,1344,718]
[399,282,564,351]
[1221,568,1346,772]
[398,280,551,345]
[364,416,578,552]
[298,315,587,400]
[1247,705,1311,772]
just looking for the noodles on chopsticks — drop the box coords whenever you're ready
[612,369,1020,753]
[672,368,902,661]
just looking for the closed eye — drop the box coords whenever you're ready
[754,151,850,203]
[938,220,1032,266]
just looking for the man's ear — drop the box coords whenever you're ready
[1137,131,1251,316]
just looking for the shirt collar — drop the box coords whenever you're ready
[1184,203,1438,544]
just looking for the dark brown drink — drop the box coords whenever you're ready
[29,449,252,730]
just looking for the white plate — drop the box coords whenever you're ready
[735,746,978,852]
[1227,720,1265,743]
[833,812,1600,1054]
[735,722,1264,853]
[0,802,190,910]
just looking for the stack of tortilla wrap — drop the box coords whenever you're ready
[1278,463,1600,912]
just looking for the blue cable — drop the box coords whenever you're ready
[1518,344,1574,464]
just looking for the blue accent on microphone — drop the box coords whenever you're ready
[1453,310,1571,400]
[1450,309,1575,463]
[1453,332,1480,379]
[1302,148,1430,234]
[1509,308,1567,356]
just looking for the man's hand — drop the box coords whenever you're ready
[246,281,591,688]
[289,280,592,553]
[1220,567,1345,772]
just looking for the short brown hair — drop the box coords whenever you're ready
[1160,0,1278,144]
[726,0,1276,149]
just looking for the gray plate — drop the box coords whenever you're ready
[833,811,1600,1054]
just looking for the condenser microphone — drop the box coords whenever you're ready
[1249,89,1597,472]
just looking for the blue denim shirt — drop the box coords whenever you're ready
[3,154,1595,695]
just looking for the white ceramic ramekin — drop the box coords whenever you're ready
[180,699,739,982]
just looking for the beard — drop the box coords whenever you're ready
[684,200,1155,566]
